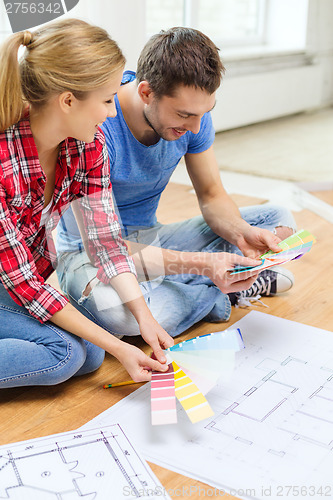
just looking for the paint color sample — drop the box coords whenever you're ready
[168,328,244,353]
[151,364,177,426]
[262,229,315,256]
[172,362,214,424]
[151,329,244,425]
[170,350,236,394]
[230,229,316,275]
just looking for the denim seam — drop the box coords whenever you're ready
[224,295,232,321]
[0,304,73,384]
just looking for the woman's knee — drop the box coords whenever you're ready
[40,332,88,385]
[75,342,105,376]
[0,336,87,388]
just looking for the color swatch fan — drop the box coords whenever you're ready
[151,328,244,425]
[230,229,316,274]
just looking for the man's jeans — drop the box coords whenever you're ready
[0,283,105,388]
[56,204,296,339]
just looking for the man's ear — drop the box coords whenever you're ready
[137,81,154,104]
[59,92,75,113]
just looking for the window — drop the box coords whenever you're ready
[197,0,266,47]
[146,0,184,34]
[146,0,266,47]
[146,0,309,56]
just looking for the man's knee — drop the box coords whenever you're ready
[268,205,296,233]
[242,204,296,234]
[274,225,294,240]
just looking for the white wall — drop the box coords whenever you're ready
[306,0,333,106]
[69,0,146,69]
[213,0,333,130]
[2,0,330,132]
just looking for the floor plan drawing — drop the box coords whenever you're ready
[0,425,169,499]
[82,312,333,500]
[199,351,333,489]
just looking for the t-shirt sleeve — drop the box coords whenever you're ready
[187,112,215,154]
[101,118,115,170]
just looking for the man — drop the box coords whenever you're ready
[56,27,296,338]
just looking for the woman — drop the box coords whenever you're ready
[0,18,173,388]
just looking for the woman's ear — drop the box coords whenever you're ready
[137,81,154,104]
[58,92,75,113]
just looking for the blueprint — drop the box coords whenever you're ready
[82,312,333,500]
[0,425,170,499]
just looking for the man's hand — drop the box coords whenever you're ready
[115,342,170,382]
[236,227,283,259]
[204,252,262,293]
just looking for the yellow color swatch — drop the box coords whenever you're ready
[172,361,214,424]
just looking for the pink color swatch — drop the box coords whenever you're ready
[151,363,177,425]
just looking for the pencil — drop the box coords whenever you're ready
[103,380,142,389]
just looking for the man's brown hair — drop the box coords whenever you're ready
[136,27,225,97]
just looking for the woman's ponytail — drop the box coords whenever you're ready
[0,31,33,131]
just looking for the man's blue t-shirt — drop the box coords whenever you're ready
[56,71,215,252]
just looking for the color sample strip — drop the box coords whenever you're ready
[171,350,230,376]
[170,350,236,395]
[269,242,313,258]
[230,257,290,274]
[170,350,235,378]
[262,243,313,263]
[230,229,316,274]
[172,361,214,424]
[262,229,315,257]
[173,365,216,395]
[168,328,244,353]
[151,363,177,426]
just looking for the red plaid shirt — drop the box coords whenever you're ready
[0,115,136,323]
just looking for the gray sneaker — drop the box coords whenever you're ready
[229,266,294,307]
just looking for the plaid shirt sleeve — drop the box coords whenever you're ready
[74,134,136,283]
[0,173,69,323]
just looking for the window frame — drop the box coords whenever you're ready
[187,0,268,48]
[146,0,268,48]
[145,0,310,61]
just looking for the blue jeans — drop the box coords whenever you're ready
[0,284,105,388]
[56,204,296,338]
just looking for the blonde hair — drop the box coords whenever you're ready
[0,19,125,132]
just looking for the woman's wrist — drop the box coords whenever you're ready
[170,250,213,277]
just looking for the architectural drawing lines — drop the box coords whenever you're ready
[77,312,333,499]
[0,425,165,499]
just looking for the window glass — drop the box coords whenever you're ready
[145,0,266,46]
[197,0,265,45]
[146,0,184,34]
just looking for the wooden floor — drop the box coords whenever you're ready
[213,108,333,183]
[1,183,333,500]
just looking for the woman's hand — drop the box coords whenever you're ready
[138,315,174,364]
[51,302,171,382]
[109,272,174,363]
[115,341,170,382]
